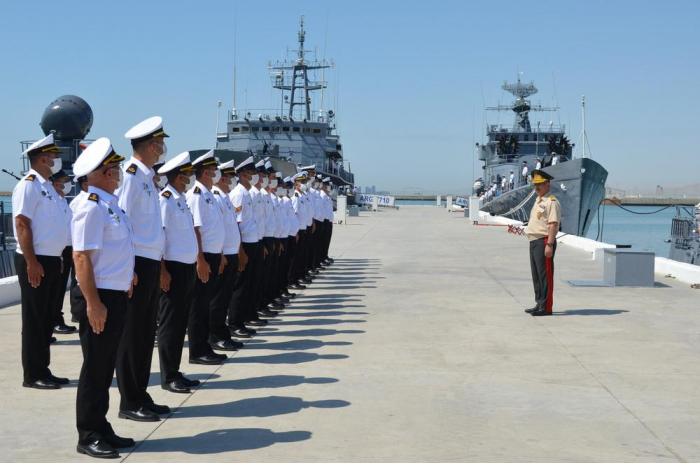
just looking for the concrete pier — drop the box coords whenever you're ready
[1,206,699,462]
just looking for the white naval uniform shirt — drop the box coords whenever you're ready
[249,186,266,240]
[261,189,276,238]
[303,192,314,227]
[229,183,259,244]
[292,190,304,228]
[58,195,72,246]
[283,196,299,236]
[72,186,134,291]
[160,184,197,264]
[12,169,69,257]
[116,157,165,260]
[274,196,288,238]
[70,190,89,214]
[320,190,334,221]
[186,181,225,254]
[312,188,325,221]
[212,185,241,255]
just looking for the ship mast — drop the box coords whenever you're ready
[486,73,557,132]
[269,15,334,121]
[574,95,593,158]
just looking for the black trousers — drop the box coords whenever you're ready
[157,260,196,385]
[209,254,238,343]
[278,237,293,293]
[313,219,326,268]
[53,246,73,327]
[116,256,160,412]
[323,220,333,260]
[262,237,279,304]
[229,242,257,328]
[257,238,275,309]
[188,252,220,359]
[529,237,557,313]
[15,253,62,383]
[290,229,307,281]
[76,289,127,444]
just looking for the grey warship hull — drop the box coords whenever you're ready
[480,158,608,236]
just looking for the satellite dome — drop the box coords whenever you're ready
[40,95,93,141]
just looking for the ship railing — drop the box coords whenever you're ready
[486,124,567,134]
[228,109,329,124]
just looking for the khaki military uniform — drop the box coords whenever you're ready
[526,194,561,313]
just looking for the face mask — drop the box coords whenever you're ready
[111,167,123,188]
[261,177,269,188]
[250,174,259,185]
[184,174,196,189]
[231,177,238,187]
[48,156,62,175]
[299,183,308,192]
[155,176,167,189]
[155,143,167,163]
[60,182,72,195]
[278,188,287,197]
[211,169,221,184]
[270,179,278,188]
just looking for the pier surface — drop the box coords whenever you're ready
[1,206,699,462]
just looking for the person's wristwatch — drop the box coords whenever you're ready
[546,242,554,248]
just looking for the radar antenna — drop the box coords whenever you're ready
[486,73,557,132]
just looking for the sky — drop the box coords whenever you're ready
[0,0,697,196]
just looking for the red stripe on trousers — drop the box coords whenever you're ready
[544,237,554,313]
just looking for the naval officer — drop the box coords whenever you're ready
[320,177,335,265]
[115,116,168,422]
[50,169,78,335]
[72,138,136,458]
[209,160,246,351]
[228,156,266,335]
[186,150,228,365]
[524,170,561,316]
[156,152,202,393]
[13,133,70,389]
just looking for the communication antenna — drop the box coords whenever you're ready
[319,6,330,121]
[232,1,238,118]
[573,95,592,158]
[215,101,222,140]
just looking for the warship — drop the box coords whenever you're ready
[666,205,700,266]
[214,15,354,189]
[476,77,608,237]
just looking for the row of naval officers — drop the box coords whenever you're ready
[12,116,336,459]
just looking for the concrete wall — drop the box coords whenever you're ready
[0,276,20,308]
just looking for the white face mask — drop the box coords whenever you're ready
[156,143,167,163]
[111,167,123,188]
[155,176,167,189]
[231,177,238,187]
[299,183,308,192]
[48,156,62,175]
[261,177,269,188]
[185,174,196,189]
[270,179,278,188]
[211,169,221,184]
[278,188,287,197]
[60,182,72,195]
[250,174,259,185]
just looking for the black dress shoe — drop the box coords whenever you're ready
[145,402,171,415]
[258,309,278,318]
[189,354,225,365]
[178,374,201,387]
[230,327,253,338]
[245,319,268,327]
[275,297,290,304]
[531,308,552,317]
[300,278,313,285]
[22,378,60,390]
[229,339,245,348]
[54,323,77,334]
[283,292,297,299]
[289,283,306,290]
[103,433,135,448]
[524,306,539,314]
[47,373,70,385]
[50,336,57,343]
[76,440,119,459]
[213,352,228,361]
[118,407,160,422]
[309,269,320,275]
[162,379,191,394]
[210,340,239,351]
[268,301,285,309]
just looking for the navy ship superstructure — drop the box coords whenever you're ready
[215,16,354,187]
[477,77,608,237]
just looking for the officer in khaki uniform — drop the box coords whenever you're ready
[525,170,561,316]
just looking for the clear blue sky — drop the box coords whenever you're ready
[0,0,697,195]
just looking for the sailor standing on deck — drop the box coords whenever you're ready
[521,161,529,185]
[115,117,168,423]
[186,150,228,365]
[524,170,560,316]
[50,169,78,335]
[12,134,70,389]
[290,171,312,288]
[155,152,201,394]
[281,176,301,293]
[208,160,246,352]
[71,138,136,458]
[228,156,267,335]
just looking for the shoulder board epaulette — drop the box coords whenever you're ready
[25,174,36,182]
[549,195,557,201]
[161,190,172,199]
[193,186,201,194]
[213,190,220,195]
[126,164,138,175]
[88,193,99,202]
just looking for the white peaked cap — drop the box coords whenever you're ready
[73,138,124,176]
[235,156,256,173]
[158,151,194,175]
[192,149,217,167]
[22,133,58,156]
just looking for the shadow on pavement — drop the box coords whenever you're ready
[227,352,348,365]
[272,318,366,327]
[170,396,350,419]
[261,328,365,337]
[132,427,312,454]
[244,339,352,351]
[200,375,339,390]
[280,311,369,317]
[553,309,630,316]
